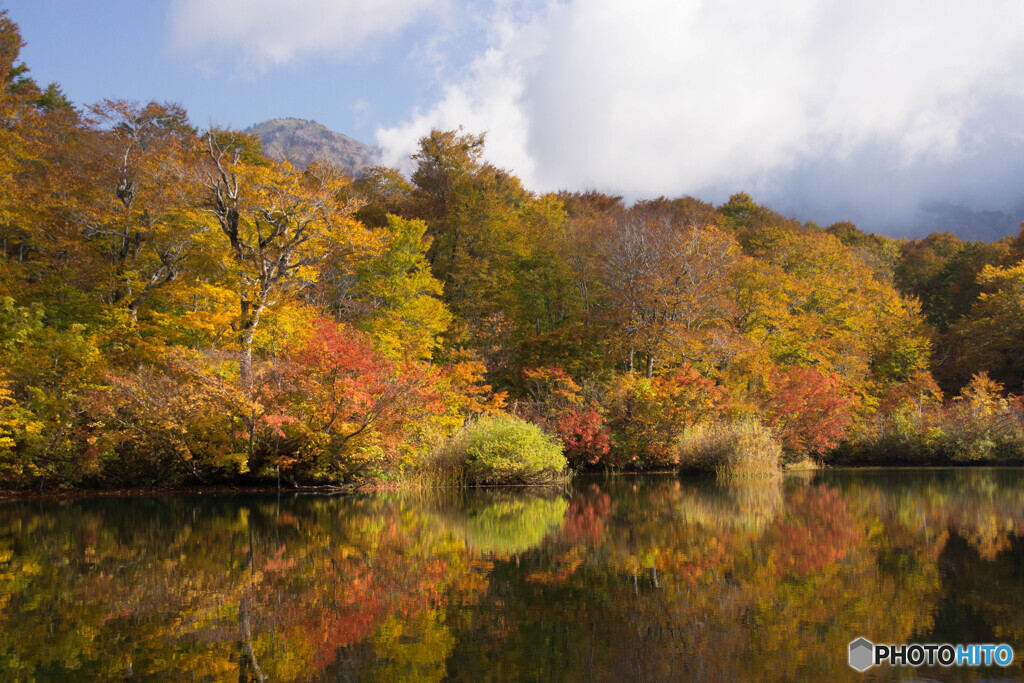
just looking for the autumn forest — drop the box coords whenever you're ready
[3,11,1024,491]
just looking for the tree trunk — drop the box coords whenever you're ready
[240,338,254,388]
[239,299,259,388]
[646,353,654,379]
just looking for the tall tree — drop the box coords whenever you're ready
[79,100,202,319]
[192,129,370,386]
[349,215,452,361]
[597,205,738,377]
[408,129,530,317]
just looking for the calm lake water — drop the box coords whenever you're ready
[2,469,1024,681]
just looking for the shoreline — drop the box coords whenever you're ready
[4,462,1024,501]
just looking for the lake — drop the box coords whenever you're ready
[2,469,1023,680]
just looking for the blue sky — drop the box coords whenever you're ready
[5,0,1024,237]
[5,0,469,138]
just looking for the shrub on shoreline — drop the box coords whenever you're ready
[676,419,782,479]
[424,414,568,486]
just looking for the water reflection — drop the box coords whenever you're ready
[2,469,1024,680]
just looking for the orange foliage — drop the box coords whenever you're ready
[765,366,854,457]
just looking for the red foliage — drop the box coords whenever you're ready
[254,512,454,668]
[765,366,854,456]
[309,556,450,666]
[673,538,731,588]
[261,545,297,573]
[291,318,396,409]
[556,407,612,468]
[519,366,612,469]
[283,318,444,468]
[653,364,727,428]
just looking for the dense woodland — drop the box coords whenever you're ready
[2,12,1024,489]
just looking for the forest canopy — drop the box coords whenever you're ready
[1,11,1024,488]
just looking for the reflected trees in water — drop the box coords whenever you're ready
[2,470,1024,679]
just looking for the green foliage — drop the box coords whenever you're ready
[718,192,759,226]
[352,165,414,228]
[831,373,1024,465]
[0,296,104,484]
[825,221,901,283]
[941,373,1024,462]
[352,214,452,361]
[952,262,1024,392]
[451,414,567,486]
[895,232,1006,331]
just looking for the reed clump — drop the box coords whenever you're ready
[676,419,782,480]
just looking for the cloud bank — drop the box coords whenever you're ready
[167,0,1024,234]
[377,0,1024,234]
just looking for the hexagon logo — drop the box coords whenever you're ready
[849,637,875,672]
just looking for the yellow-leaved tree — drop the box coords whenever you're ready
[954,262,1024,392]
[191,129,378,386]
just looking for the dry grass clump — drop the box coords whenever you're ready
[676,419,782,480]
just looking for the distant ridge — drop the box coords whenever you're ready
[245,118,381,177]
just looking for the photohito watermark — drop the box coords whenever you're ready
[848,637,1014,672]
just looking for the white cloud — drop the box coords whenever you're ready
[169,0,442,68]
[377,0,1024,227]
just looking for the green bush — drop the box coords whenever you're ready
[676,419,782,479]
[448,414,568,486]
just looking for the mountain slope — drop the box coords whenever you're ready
[245,118,380,176]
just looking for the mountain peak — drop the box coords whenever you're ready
[245,118,381,176]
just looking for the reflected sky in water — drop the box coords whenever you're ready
[2,469,1024,680]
